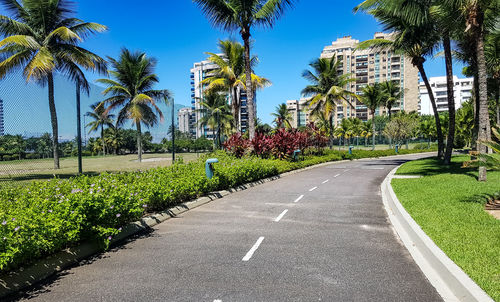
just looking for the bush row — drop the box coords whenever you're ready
[0,148,435,273]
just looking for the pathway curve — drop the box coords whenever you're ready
[18,154,442,302]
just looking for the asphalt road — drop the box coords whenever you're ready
[18,154,442,302]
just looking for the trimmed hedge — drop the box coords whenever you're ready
[0,148,435,273]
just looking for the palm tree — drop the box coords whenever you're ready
[271,103,292,128]
[347,117,363,147]
[197,91,233,148]
[301,57,358,148]
[485,30,500,127]
[194,0,295,139]
[203,40,270,131]
[446,0,499,180]
[97,49,170,162]
[312,111,335,140]
[0,0,107,169]
[380,80,402,119]
[360,83,385,150]
[418,116,436,149]
[355,0,446,158]
[104,127,124,155]
[361,120,373,147]
[203,40,245,129]
[334,118,352,149]
[85,102,115,156]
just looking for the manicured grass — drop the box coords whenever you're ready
[0,153,204,185]
[392,156,500,301]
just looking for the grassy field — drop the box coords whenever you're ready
[392,156,500,301]
[0,153,204,185]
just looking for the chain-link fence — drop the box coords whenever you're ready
[0,71,181,185]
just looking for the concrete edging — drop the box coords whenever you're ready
[381,166,494,302]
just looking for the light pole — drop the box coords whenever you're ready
[171,97,175,163]
[76,80,83,174]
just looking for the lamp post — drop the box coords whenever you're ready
[76,80,83,174]
[171,97,175,163]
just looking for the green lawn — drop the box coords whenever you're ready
[0,152,204,185]
[392,156,500,301]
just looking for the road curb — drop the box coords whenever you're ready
[0,152,435,298]
[381,166,494,302]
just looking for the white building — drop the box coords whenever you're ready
[190,59,218,139]
[188,58,254,139]
[177,107,196,138]
[419,76,473,115]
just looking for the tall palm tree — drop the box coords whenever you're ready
[380,80,402,119]
[203,40,270,131]
[485,30,500,127]
[197,91,233,148]
[0,0,107,169]
[446,0,499,180]
[97,49,170,162]
[355,0,445,158]
[301,57,358,148]
[360,83,385,150]
[194,0,295,139]
[85,102,115,156]
[271,103,292,128]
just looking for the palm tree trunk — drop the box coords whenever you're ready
[101,126,106,156]
[496,84,499,126]
[241,27,255,139]
[443,34,456,164]
[476,25,491,181]
[329,115,334,149]
[47,73,60,169]
[76,81,83,174]
[472,72,480,151]
[372,113,376,151]
[136,121,142,162]
[231,87,240,131]
[417,63,444,158]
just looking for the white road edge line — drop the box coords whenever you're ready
[274,209,288,222]
[214,300,222,302]
[294,194,304,203]
[309,186,318,192]
[242,237,265,262]
[322,179,330,184]
[334,174,341,178]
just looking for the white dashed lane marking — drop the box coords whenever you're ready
[242,237,265,262]
[274,209,288,222]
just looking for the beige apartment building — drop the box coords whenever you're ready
[286,99,311,128]
[320,32,419,124]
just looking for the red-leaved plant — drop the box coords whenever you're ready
[223,133,249,158]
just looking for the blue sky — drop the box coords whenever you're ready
[1,0,465,139]
[76,0,464,124]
